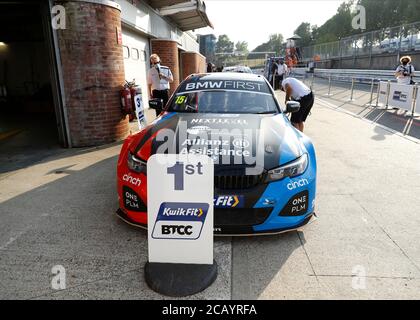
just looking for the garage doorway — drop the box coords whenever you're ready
[0,1,68,174]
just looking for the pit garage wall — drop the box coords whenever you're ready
[55,0,128,147]
[181,51,206,80]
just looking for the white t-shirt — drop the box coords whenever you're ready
[277,63,288,76]
[147,65,173,91]
[281,77,311,100]
[395,64,415,85]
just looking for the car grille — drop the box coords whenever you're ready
[214,174,265,190]
[214,208,272,226]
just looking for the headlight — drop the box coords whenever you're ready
[127,151,147,174]
[266,154,308,182]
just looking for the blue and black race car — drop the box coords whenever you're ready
[117,73,317,235]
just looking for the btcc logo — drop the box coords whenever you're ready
[161,225,193,235]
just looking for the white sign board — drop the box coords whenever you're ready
[415,87,420,114]
[147,154,214,265]
[378,81,389,106]
[388,83,414,111]
[134,92,147,130]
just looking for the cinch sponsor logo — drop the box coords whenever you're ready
[213,195,243,208]
[123,173,141,187]
[287,178,309,190]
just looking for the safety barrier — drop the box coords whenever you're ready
[377,81,419,115]
[288,68,419,115]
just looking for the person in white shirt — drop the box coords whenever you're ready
[276,58,288,82]
[281,77,314,132]
[147,54,174,116]
[395,56,415,85]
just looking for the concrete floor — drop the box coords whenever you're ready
[0,94,419,299]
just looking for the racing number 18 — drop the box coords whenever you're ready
[167,161,204,191]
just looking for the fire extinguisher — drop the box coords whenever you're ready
[120,84,132,117]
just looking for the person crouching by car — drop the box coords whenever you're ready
[395,56,415,85]
[147,53,174,116]
[281,77,314,133]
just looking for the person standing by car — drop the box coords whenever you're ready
[270,59,279,89]
[276,58,288,86]
[281,77,314,133]
[147,54,174,116]
[395,56,415,85]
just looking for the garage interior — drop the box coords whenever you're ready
[0,2,65,174]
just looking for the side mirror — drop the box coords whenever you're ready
[286,101,300,113]
[149,98,163,110]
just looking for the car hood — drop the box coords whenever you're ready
[132,113,304,173]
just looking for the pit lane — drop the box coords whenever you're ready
[0,96,419,299]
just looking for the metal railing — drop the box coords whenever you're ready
[300,21,420,63]
[289,68,419,114]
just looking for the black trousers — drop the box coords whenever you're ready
[152,89,169,116]
[291,92,314,123]
[274,74,284,90]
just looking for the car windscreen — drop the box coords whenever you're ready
[167,90,279,114]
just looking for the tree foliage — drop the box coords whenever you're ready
[358,0,420,31]
[215,34,234,53]
[294,22,315,47]
[235,41,249,54]
[294,0,420,48]
[251,33,284,55]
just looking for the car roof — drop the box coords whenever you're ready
[185,72,265,82]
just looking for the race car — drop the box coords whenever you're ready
[117,73,317,235]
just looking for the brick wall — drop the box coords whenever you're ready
[181,51,207,80]
[150,39,179,96]
[55,1,128,147]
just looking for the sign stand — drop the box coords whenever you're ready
[145,261,217,297]
[145,154,217,297]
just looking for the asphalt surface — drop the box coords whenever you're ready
[0,92,419,299]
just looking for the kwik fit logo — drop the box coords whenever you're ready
[152,202,209,240]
